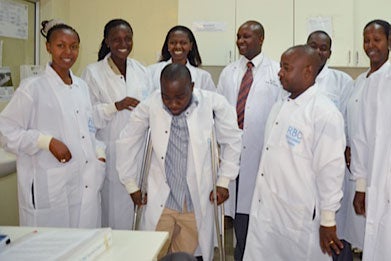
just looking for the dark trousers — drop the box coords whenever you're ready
[234,213,249,261]
[332,240,353,261]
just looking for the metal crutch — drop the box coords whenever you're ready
[132,128,153,230]
[210,127,226,261]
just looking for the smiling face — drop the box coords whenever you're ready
[167,30,193,65]
[105,24,133,61]
[363,23,390,71]
[236,22,264,60]
[46,28,79,74]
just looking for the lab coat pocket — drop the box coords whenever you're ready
[255,189,311,259]
[374,206,391,258]
[94,159,106,191]
[46,161,81,207]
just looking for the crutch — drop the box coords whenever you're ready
[132,128,153,230]
[210,127,226,261]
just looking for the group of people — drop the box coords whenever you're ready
[0,16,390,261]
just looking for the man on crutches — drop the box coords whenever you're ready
[116,63,242,260]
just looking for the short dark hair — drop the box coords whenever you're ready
[364,19,391,39]
[306,30,332,48]
[160,63,192,84]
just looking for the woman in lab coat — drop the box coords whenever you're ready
[350,19,391,260]
[82,19,152,229]
[0,20,106,228]
[148,25,216,92]
[117,64,242,260]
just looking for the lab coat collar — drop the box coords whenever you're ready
[46,63,79,88]
[368,60,390,78]
[285,83,318,105]
[316,65,329,81]
[239,52,264,69]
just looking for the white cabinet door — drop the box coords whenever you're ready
[294,0,355,67]
[178,0,236,66]
[353,0,391,67]
[235,0,294,63]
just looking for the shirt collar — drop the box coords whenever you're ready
[107,55,122,75]
[240,52,264,69]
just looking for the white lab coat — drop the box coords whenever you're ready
[82,54,152,229]
[350,61,391,260]
[116,89,242,260]
[315,65,353,113]
[217,53,282,216]
[315,65,356,243]
[0,64,105,228]
[339,71,367,249]
[244,85,346,261]
[147,59,216,92]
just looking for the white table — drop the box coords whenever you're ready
[0,226,168,260]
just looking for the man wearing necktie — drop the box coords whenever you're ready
[217,20,283,260]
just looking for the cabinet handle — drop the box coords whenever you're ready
[348,51,351,65]
[355,51,359,66]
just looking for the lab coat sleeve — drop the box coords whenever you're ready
[203,71,217,92]
[312,110,346,225]
[212,93,242,184]
[216,67,230,96]
[349,94,369,192]
[0,88,43,155]
[116,98,150,194]
[81,68,117,129]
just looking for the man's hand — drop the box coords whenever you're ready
[49,138,72,163]
[115,97,140,111]
[344,146,351,171]
[209,186,229,205]
[130,190,147,207]
[319,225,343,256]
[353,191,366,216]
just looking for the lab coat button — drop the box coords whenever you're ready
[85,160,88,164]
[160,204,163,207]
[275,122,278,125]
[82,136,85,139]
[165,130,168,134]
[243,146,246,149]
[76,110,79,114]
[266,147,269,150]
[85,185,88,188]
[161,156,164,160]
[261,173,264,176]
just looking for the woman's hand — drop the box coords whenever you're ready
[115,97,140,111]
[49,138,72,163]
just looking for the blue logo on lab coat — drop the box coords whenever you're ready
[88,117,96,133]
[286,126,302,147]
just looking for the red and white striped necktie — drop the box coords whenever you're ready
[236,61,254,129]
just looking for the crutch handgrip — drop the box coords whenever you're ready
[132,128,153,230]
[210,127,226,261]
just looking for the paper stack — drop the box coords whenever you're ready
[0,227,112,260]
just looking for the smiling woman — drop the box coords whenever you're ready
[147,25,217,92]
[0,19,106,229]
[81,18,153,230]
